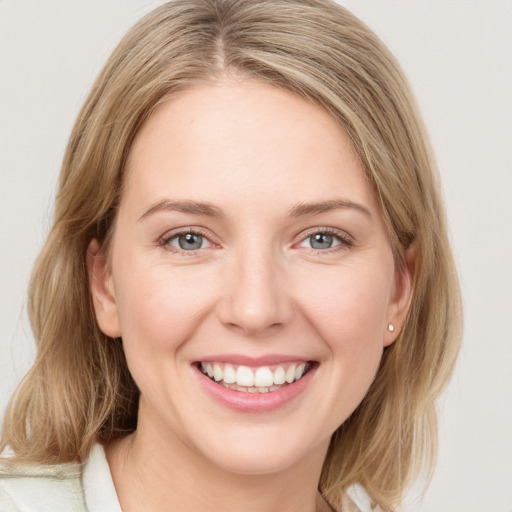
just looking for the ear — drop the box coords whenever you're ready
[384,245,416,347]
[87,239,121,338]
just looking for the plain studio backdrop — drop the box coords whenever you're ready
[0,1,511,511]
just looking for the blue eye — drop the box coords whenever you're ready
[308,233,336,250]
[176,233,204,250]
[164,231,210,251]
[299,230,350,251]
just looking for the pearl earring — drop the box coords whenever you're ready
[387,323,395,332]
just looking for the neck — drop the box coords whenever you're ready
[106,406,331,512]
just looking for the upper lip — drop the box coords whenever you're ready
[194,354,312,367]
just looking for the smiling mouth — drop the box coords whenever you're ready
[197,361,315,393]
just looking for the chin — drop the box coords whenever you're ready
[184,419,331,477]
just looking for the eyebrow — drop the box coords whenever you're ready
[138,198,371,222]
[287,199,372,218]
[138,199,224,222]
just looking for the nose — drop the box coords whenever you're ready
[217,245,293,336]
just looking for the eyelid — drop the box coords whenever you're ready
[157,225,354,255]
[158,226,219,254]
[294,227,355,252]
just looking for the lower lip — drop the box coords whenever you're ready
[194,365,316,413]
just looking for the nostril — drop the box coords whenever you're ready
[224,319,284,336]
[217,269,293,335]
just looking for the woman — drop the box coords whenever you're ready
[0,1,462,511]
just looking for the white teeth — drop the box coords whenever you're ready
[205,363,214,378]
[254,367,273,387]
[295,363,306,381]
[236,365,254,387]
[273,366,286,385]
[285,365,296,383]
[213,363,223,382]
[223,364,236,384]
[200,361,310,391]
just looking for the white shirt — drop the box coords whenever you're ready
[0,444,368,512]
[0,444,122,512]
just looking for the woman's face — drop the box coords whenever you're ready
[90,81,413,476]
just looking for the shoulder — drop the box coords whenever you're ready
[0,457,86,512]
[345,485,374,512]
[0,444,121,512]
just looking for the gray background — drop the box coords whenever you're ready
[1,1,511,510]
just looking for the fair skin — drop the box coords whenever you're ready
[88,80,414,512]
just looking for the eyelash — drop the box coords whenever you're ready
[159,227,215,255]
[296,227,354,254]
[158,227,354,255]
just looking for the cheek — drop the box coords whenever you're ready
[298,262,393,362]
[113,261,216,360]
[111,261,221,411]
[297,264,394,425]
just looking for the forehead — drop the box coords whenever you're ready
[123,80,377,216]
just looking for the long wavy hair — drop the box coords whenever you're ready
[1,1,462,510]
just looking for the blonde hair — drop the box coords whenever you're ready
[1,1,462,509]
